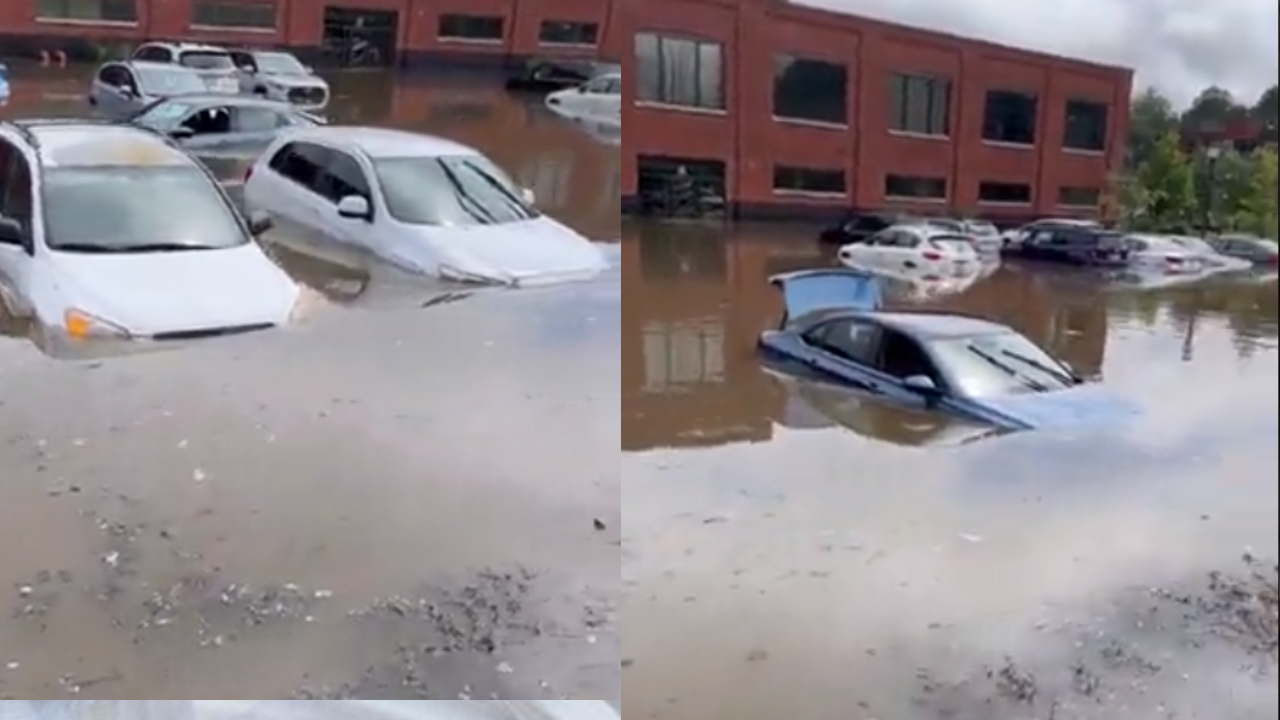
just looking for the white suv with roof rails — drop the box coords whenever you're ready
[241,126,608,286]
[131,42,241,94]
[0,119,302,342]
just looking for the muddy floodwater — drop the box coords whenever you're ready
[621,223,1278,719]
[0,67,619,700]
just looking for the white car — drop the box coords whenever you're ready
[1168,235,1255,273]
[839,224,981,285]
[0,119,301,341]
[131,41,241,95]
[229,49,330,111]
[242,126,608,286]
[1124,233,1207,275]
[546,72,621,123]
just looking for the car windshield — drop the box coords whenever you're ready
[967,221,999,236]
[930,332,1075,397]
[136,66,207,96]
[180,51,235,71]
[374,155,538,226]
[929,236,978,256]
[43,166,248,252]
[256,52,308,75]
[132,100,196,129]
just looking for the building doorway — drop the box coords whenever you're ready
[321,7,399,68]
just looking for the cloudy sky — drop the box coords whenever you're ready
[795,0,1278,107]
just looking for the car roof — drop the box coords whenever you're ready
[17,122,197,168]
[282,126,479,158]
[141,41,229,52]
[149,93,297,110]
[122,59,197,72]
[874,312,1010,339]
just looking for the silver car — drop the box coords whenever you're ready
[88,61,208,120]
[130,41,241,95]
[228,49,330,111]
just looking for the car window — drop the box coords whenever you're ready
[179,50,235,70]
[319,151,371,204]
[877,329,938,380]
[254,52,308,75]
[136,66,207,96]
[804,319,881,366]
[869,230,905,247]
[132,100,196,129]
[97,65,119,84]
[42,166,247,251]
[373,155,538,226]
[967,221,999,236]
[134,46,172,62]
[181,106,233,135]
[930,332,1074,398]
[229,51,257,70]
[0,140,35,237]
[268,141,332,195]
[233,106,288,133]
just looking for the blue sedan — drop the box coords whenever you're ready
[758,269,1139,431]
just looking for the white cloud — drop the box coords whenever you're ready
[794,0,1278,107]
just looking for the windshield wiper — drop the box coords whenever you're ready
[438,163,499,224]
[53,242,217,253]
[1000,350,1079,386]
[966,344,1050,392]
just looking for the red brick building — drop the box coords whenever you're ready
[0,0,622,68]
[620,0,1134,223]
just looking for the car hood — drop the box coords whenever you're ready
[979,383,1142,430]
[49,245,300,336]
[434,217,609,286]
[263,73,326,88]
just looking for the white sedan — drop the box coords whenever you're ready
[0,120,302,341]
[1124,233,1206,275]
[242,126,607,286]
[546,72,621,124]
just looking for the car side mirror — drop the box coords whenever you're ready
[903,374,940,395]
[520,187,536,206]
[0,218,32,254]
[168,126,194,139]
[248,210,273,236]
[336,195,371,221]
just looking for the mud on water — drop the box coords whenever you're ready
[1,67,620,700]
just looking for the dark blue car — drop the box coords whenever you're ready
[1004,224,1131,267]
[757,269,1139,431]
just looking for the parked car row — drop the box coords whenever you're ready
[0,116,608,346]
[89,42,331,119]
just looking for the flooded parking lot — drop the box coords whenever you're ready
[621,222,1278,718]
[1,67,619,700]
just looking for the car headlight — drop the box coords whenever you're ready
[64,308,129,339]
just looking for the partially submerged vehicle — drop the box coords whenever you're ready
[88,61,209,120]
[242,126,608,286]
[1206,234,1279,266]
[128,94,322,154]
[131,42,242,94]
[1126,233,1253,276]
[229,49,330,110]
[0,119,301,341]
[507,58,618,91]
[546,72,621,124]
[758,269,1139,431]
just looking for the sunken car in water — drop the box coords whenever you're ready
[127,94,323,154]
[0,119,301,342]
[88,61,210,120]
[757,269,1139,432]
[228,48,330,111]
[130,42,242,94]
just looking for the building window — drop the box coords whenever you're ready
[983,90,1038,145]
[884,174,947,200]
[773,166,847,196]
[437,14,504,42]
[191,0,275,29]
[539,20,599,46]
[1063,100,1108,152]
[635,33,724,111]
[772,54,848,126]
[35,0,137,22]
[887,73,951,136]
[1058,186,1100,207]
[979,181,1032,204]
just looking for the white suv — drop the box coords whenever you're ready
[242,126,608,286]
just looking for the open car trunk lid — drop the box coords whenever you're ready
[770,268,882,326]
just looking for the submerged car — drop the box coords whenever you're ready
[546,72,621,123]
[1126,233,1253,276]
[89,61,209,120]
[1003,223,1130,267]
[243,126,608,286]
[839,224,981,275]
[128,94,322,153]
[131,42,241,94]
[229,49,329,110]
[1206,234,1279,266]
[0,119,301,340]
[757,269,1138,431]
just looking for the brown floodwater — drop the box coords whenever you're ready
[0,67,619,701]
[621,222,1279,719]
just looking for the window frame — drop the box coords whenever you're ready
[886,72,951,137]
[633,32,725,112]
[982,89,1040,146]
[436,13,505,43]
[883,174,948,202]
[190,0,277,31]
[537,19,600,47]
[35,0,138,24]
[1056,186,1101,208]
[1062,99,1108,153]
[771,53,849,127]
[978,181,1033,205]
[772,165,847,197]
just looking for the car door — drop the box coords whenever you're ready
[91,64,128,115]
[116,66,147,115]
[175,105,234,150]
[0,140,36,315]
[316,149,376,248]
[262,141,334,236]
[802,318,886,389]
[228,105,288,151]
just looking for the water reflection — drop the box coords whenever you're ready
[621,223,1280,451]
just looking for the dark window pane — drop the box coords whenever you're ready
[1058,186,1100,207]
[437,14,504,41]
[191,0,276,28]
[886,73,950,135]
[982,90,1038,145]
[978,181,1033,204]
[1063,99,1107,151]
[633,33,724,111]
[773,166,847,195]
[883,174,947,200]
[36,0,138,22]
[772,54,848,125]
[538,20,599,46]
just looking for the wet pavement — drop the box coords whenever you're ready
[1,67,619,700]
[621,222,1278,718]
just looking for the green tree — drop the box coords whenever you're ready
[1180,86,1249,132]
[1127,87,1179,168]
[1252,85,1278,126]
[1130,131,1198,231]
[1194,149,1254,230]
[1236,147,1278,239]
